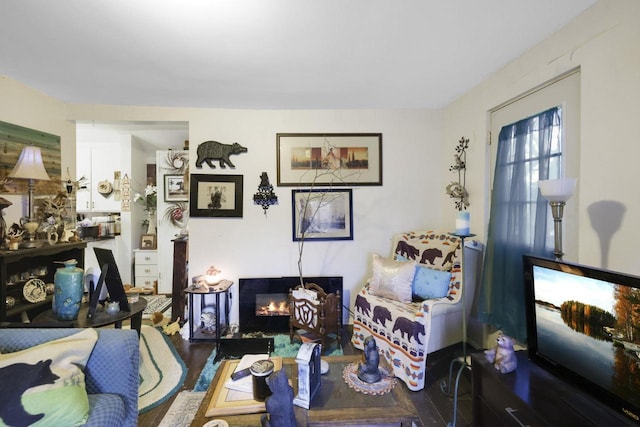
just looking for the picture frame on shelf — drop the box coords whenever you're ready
[292,188,353,241]
[190,174,243,218]
[141,234,157,249]
[276,133,382,186]
[164,174,188,201]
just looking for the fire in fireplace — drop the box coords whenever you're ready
[238,276,343,333]
[256,293,290,316]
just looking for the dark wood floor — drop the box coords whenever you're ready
[138,327,473,427]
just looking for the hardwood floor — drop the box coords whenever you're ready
[138,327,473,427]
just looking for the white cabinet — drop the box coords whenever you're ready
[76,143,122,212]
[134,249,158,292]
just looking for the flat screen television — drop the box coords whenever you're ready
[524,255,640,425]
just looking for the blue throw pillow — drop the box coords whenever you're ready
[412,265,451,300]
[396,255,452,300]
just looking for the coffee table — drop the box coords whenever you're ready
[191,355,422,427]
[32,297,147,336]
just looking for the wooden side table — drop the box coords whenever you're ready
[185,280,233,351]
[33,297,147,336]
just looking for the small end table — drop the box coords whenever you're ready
[185,279,233,352]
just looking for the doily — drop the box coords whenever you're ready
[342,362,397,395]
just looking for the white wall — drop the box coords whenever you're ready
[185,109,442,324]
[442,0,640,275]
[64,106,443,322]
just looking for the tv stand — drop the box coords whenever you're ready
[471,351,636,426]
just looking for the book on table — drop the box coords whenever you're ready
[205,355,283,417]
[224,354,270,393]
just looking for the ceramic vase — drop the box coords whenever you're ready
[54,259,84,320]
[147,209,156,234]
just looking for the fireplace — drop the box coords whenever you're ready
[238,276,343,333]
[255,292,290,316]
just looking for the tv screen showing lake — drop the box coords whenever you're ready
[533,265,640,407]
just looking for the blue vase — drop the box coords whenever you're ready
[54,259,84,320]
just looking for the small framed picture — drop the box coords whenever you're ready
[141,234,157,249]
[164,174,188,201]
[292,189,353,241]
[190,174,243,218]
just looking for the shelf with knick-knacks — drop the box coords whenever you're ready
[1,241,86,322]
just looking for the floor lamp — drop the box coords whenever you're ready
[8,146,51,247]
[442,232,475,427]
[538,178,577,260]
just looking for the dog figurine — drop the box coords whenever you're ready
[484,333,517,374]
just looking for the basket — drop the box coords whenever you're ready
[78,225,99,239]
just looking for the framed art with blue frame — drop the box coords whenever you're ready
[292,188,353,241]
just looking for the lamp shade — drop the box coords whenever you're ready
[8,146,51,181]
[538,178,577,202]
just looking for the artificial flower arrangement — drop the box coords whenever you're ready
[134,185,158,211]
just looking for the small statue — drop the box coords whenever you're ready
[261,369,297,427]
[162,317,181,336]
[484,333,518,374]
[357,335,381,383]
[200,306,216,333]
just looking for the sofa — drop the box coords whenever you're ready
[351,230,483,391]
[0,328,139,427]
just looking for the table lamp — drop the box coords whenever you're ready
[205,265,221,285]
[8,146,51,247]
[538,178,577,260]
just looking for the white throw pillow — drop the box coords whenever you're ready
[368,253,416,303]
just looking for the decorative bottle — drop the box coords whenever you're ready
[54,259,84,320]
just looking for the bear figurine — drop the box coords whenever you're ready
[484,333,517,374]
[260,368,296,427]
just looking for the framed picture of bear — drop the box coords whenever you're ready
[141,234,157,249]
[190,174,243,218]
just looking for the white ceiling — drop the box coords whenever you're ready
[1,0,596,110]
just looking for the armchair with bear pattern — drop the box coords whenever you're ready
[351,230,483,391]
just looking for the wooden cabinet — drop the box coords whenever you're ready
[471,351,636,427]
[134,249,158,291]
[76,143,122,212]
[0,242,86,322]
[171,237,188,322]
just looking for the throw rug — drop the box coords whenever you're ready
[158,390,206,427]
[142,295,172,319]
[139,324,187,413]
[193,334,343,392]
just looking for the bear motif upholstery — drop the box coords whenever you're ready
[351,230,483,391]
[0,328,139,426]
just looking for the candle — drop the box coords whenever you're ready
[456,211,470,236]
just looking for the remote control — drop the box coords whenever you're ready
[230,367,252,381]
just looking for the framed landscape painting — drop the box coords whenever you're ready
[292,189,353,241]
[164,174,188,201]
[277,133,382,186]
[190,174,243,218]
